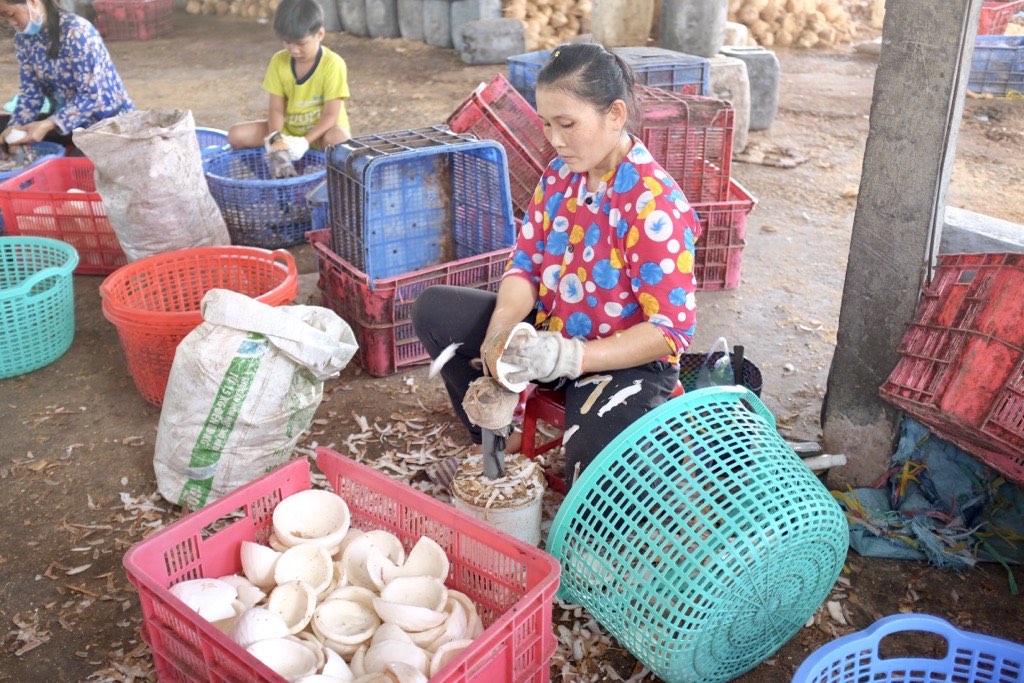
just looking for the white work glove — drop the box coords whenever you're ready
[280,134,309,161]
[264,131,298,179]
[501,329,585,384]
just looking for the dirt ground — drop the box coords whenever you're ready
[1,12,1024,682]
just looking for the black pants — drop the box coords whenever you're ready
[411,285,679,486]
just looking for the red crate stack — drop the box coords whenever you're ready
[0,157,128,275]
[880,252,1024,483]
[635,86,734,204]
[93,0,174,40]
[309,229,509,377]
[448,74,556,218]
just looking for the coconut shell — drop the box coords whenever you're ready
[462,377,520,431]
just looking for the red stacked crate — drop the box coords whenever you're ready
[880,253,1024,483]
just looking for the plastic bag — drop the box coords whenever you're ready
[73,109,230,261]
[695,337,735,390]
[153,289,359,508]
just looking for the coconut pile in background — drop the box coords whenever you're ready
[728,0,859,48]
[502,0,593,51]
[184,0,281,20]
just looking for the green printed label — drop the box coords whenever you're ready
[178,333,267,509]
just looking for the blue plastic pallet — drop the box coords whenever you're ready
[969,35,1024,96]
[326,126,515,284]
[507,46,711,108]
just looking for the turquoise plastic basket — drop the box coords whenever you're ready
[793,614,1024,682]
[546,386,849,683]
[0,237,79,378]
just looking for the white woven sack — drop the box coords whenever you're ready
[154,289,358,508]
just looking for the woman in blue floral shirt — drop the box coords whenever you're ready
[1,0,134,147]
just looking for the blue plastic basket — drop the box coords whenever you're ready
[327,126,515,283]
[0,141,67,185]
[203,148,327,248]
[0,236,79,379]
[969,35,1024,96]
[194,127,229,157]
[507,46,711,108]
[546,386,849,683]
[793,614,1024,682]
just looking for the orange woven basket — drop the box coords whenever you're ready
[100,246,298,406]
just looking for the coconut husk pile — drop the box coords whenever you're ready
[728,0,858,48]
[503,0,593,51]
[185,0,281,20]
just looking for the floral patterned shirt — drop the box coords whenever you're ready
[13,13,134,134]
[503,138,702,361]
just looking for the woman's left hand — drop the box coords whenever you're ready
[16,119,58,144]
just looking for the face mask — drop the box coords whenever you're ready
[18,3,44,36]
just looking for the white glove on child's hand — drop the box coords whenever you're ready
[501,330,585,384]
[280,135,309,161]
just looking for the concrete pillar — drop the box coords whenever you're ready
[660,0,727,58]
[822,0,982,487]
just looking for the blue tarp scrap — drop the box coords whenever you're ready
[833,417,1024,578]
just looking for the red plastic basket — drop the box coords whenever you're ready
[979,0,1024,34]
[880,253,1024,483]
[447,74,556,218]
[0,157,127,276]
[309,229,508,377]
[93,0,174,40]
[99,246,298,406]
[122,449,560,682]
[692,179,755,291]
[636,87,734,204]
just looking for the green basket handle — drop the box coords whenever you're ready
[7,255,79,302]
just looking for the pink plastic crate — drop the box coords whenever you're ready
[447,74,556,218]
[309,229,509,377]
[979,0,1024,34]
[93,0,174,40]
[123,449,560,682]
[692,179,756,291]
[0,157,127,275]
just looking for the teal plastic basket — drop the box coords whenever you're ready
[0,237,79,378]
[546,386,849,683]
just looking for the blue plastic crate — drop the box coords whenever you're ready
[507,47,711,108]
[0,141,66,184]
[203,148,327,249]
[794,614,1024,683]
[969,35,1024,96]
[327,126,515,284]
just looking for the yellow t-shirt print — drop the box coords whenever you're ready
[262,46,350,137]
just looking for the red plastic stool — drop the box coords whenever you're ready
[520,380,684,494]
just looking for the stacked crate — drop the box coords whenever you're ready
[634,86,755,291]
[881,253,1024,484]
[312,126,516,376]
[447,71,755,291]
[507,46,712,108]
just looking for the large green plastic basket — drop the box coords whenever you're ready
[0,237,79,379]
[546,386,848,683]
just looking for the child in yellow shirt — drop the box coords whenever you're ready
[228,0,350,151]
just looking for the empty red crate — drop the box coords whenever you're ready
[979,0,1024,34]
[636,87,734,204]
[692,179,755,291]
[123,449,560,682]
[0,157,128,275]
[448,74,556,218]
[880,253,1024,483]
[309,229,508,376]
[93,0,174,40]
